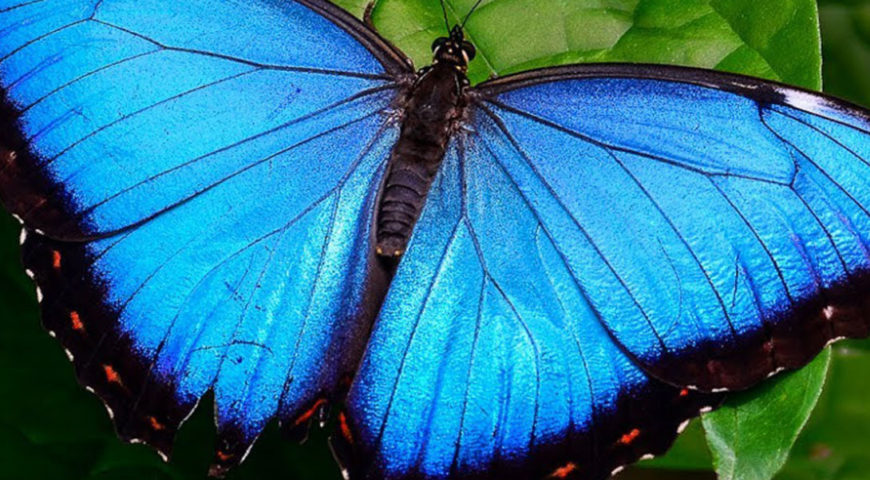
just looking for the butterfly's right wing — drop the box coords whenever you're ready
[342,63,870,480]
[0,0,410,472]
[342,141,722,480]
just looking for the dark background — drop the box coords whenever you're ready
[0,1,868,479]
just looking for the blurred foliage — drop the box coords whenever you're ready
[0,210,341,479]
[776,342,870,480]
[820,0,870,105]
[0,0,869,479]
[702,350,831,480]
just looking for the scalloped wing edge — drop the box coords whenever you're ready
[329,382,724,480]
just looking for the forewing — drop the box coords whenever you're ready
[0,0,406,472]
[472,64,870,391]
[341,141,722,480]
[0,0,409,238]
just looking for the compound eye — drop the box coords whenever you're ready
[431,37,448,52]
[462,41,476,61]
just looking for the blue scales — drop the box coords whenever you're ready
[0,1,869,479]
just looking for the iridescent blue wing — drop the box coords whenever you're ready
[474,65,870,391]
[0,0,409,472]
[342,64,870,479]
[343,143,721,480]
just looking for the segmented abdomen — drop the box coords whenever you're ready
[375,136,445,258]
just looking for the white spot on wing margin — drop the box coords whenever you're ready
[780,88,828,113]
[677,419,691,433]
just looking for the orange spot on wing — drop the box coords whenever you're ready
[679,388,689,397]
[216,450,232,462]
[550,462,577,478]
[293,398,327,426]
[52,250,61,269]
[148,416,165,431]
[103,364,122,385]
[618,428,641,445]
[70,311,84,331]
[339,411,353,443]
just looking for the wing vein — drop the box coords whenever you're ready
[603,148,739,340]
[481,98,789,186]
[108,115,382,334]
[124,121,391,421]
[464,216,542,455]
[21,49,160,114]
[0,19,86,65]
[124,194,329,420]
[763,110,870,219]
[40,68,260,162]
[373,219,464,454]
[460,141,541,455]
[0,0,44,13]
[276,121,392,411]
[476,103,669,355]
[775,108,870,169]
[532,221,599,448]
[90,18,391,80]
[708,178,796,305]
[76,83,396,218]
[759,111,854,278]
[449,274,487,475]
[56,110,382,242]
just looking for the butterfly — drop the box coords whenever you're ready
[1,0,869,479]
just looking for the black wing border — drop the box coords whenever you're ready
[295,0,413,76]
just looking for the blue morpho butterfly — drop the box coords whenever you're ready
[0,0,869,478]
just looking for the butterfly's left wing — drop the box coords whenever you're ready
[341,64,870,479]
[0,0,411,472]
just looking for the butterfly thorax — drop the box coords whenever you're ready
[375,27,475,258]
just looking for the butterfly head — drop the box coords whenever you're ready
[431,25,476,71]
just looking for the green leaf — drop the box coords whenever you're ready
[702,349,832,480]
[773,342,870,480]
[710,0,821,89]
[366,0,821,86]
[329,0,370,18]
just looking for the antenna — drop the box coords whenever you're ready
[461,0,484,28]
[439,0,451,33]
